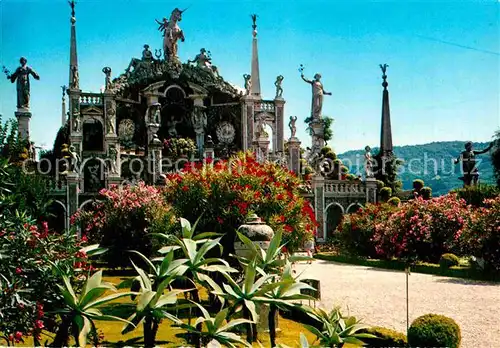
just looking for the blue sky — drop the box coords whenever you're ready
[1,0,499,153]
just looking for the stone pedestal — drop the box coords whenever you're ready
[148,135,163,184]
[312,174,325,241]
[15,110,31,140]
[365,178,378,203]
[67,172,80,234]
[242,96,256,151]
[257,136,270,162]
[287,137,301,175]
[274,97,285,154]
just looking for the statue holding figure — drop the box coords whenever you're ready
[3,57,40,109]
[191,106,207,155]
[289,116,297,138]
[454,141,493,186]
[243,74,252,95]
[188,48,220,77]
[156,8,186,61]
[68,145,80,172]
[106,102,116,134]
[300,65,331,119]
[364,145,374,178]
[275,75,284,98]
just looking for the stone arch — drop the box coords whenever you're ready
[346,203,363,214]
[164,84,187,99]
[79,199,95,211]
[324,202,344,239]
[82,157,106,193]
[46,200,68,233]
[82,118,104,151]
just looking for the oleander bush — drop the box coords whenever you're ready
[408,314,461,348]
[372,195,470,263]
[72,182,176,268]
[439,253,460,269]
[460,195,500,273]
[163,151,316,256]
[359,326,407,347]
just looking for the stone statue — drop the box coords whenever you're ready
[191,106,207,155]
[4,57,40,109]
[156,8,186,61]
[142,44,153,61]
[275,75,284,98]
[71,65,79,89]
[166,117,182,137]
[73,113,81,132]
[188,48,219,76]
[106,103,116,134]
[102,67,112,90]
[68,145,80,172]
[289,116,297,138]
[301,71,331,119]
[257,116,267,138]
[108,145,118,174]
[243,74,251,95]
[152,103,161,124]
[364,145,374,178]
[454,141,493,186]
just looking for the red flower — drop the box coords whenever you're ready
[283,225,294,233]
[81,235,88,243]
[217,217,224,224]
[15,267,22,275]
[35,320,44,330]
[14,332,22,340]
[278,215,285,223]
[181,186,189,192]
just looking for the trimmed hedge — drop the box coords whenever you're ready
[408,314,461,348]
[439,253,460,269]
[359,326,407,347]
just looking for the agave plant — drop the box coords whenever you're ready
[302,306,376,347]
[121,260,191,348]
[211,260,284,343]
[51,270,136,347]
[255,261,316,348]
[174,303,253,348]
[234,228,312,276]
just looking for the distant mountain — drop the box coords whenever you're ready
[338,141,494,196]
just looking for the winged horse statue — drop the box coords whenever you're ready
[156,8,187,61]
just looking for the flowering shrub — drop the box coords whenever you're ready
[372,195,470,262]
[0,214,89,344]
[163,151,316,255]
[72,182,176,267]
[163,137,197,159]
[460,195,500,273]
[336,203,396,258]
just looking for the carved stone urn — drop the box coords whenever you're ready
[234,213,274,259]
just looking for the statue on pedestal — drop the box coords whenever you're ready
[71,65,79,89]
[108,145,118,174]
[73,113,81,133]
[299,65,331,119]
[455,141,493,186]
[156,8,186,61]
[288,116,297,138]
[188,48,220,76]
[102,67,112,90]
[243,74,251,95]
[191,106,207,155]
[274,75,284,98]
[68,145,80,172]
[364,145,374,178]
[3,57,40,109]
[106,102,116,134]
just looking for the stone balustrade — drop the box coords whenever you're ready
[79,93,103,105]
[324,180,366,196]
[254,100,275,113]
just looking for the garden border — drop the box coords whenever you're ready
[314,253,500,283]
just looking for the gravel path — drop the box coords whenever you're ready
[294,260,500,348]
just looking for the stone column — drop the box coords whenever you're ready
[104,96,121,186]
[312,174,325,242]
[365,178,378,204]
[68,88,83,159]
[67,171,80,234]
[144,92,161,145]
[242,96,255,151]
[148,134,163,184]
[15,110,31,140]
[287,137,301,175]
[274,97,285,154]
